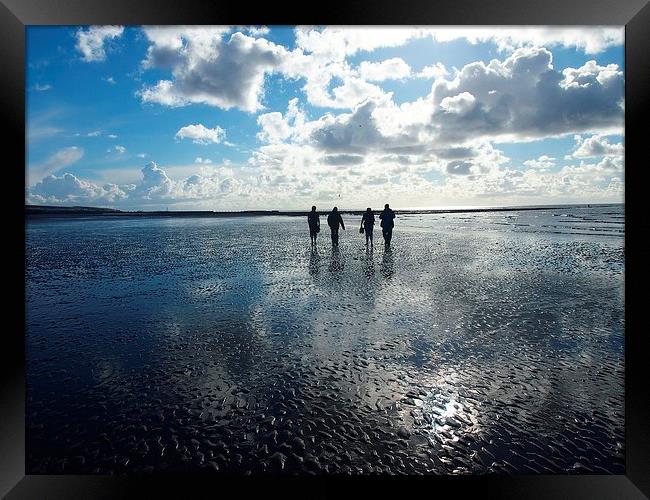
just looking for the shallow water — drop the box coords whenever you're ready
[26,205,625,475]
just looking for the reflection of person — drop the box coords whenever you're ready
[307,206,320,246]
[381,246,394,278]
[327,207,345,246]
[360,207,375,247]
[379,204,396,245]
[309,246,320,275]
[329,245,345,272]
[362,245,374,277]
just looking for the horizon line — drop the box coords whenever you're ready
[25,201,624,216]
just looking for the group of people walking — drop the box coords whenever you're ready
[307,204,396,247]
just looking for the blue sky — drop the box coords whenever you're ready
[26,26,625,210]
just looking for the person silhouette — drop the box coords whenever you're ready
[307,205,320,246]
[360,207,375,247]
[379,203,396,246]
[327,206,345,246]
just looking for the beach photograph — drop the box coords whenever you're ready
[25,25,625,475]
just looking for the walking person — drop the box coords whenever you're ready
[379,203,396,246]
[327,206,345,246]
[360,207,375,247]
[307,205,320,246]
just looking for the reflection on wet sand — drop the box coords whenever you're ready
[26,208,624,475]
[308,247,320,276]
[381,247,394,279]
[328,246,345,273]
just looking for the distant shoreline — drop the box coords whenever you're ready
[25,203,624,219]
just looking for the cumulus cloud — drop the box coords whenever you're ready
[358,58,411,81]
[571,134,624,158]
[257,112,292,143]
[523,155,556,170]
[28,146,84,185]
[27,161,244,207]
[256,98,305,143]
[418,63,449,79]
[294,26,623,59]
[440,92,477,115]
[429,47,624,144]
[132,161,175,199]
[243,26,271,37]
[140,29,289,112]
[75,26,125,62]
[137,26,623,115]
[309,99,396,154]
[175,124,226,145]
[138,26,397,111]
[28,173,127,204]
[298,48,621,161]
[31,28,625,209]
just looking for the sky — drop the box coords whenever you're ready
[26,26,625,210]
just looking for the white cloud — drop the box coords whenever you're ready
[560,60,623,89]
[257,112,291,143]
[30,28,625,209]
[140,29,289,112]
[28,173,128,204]
[358,58,411,81]
[294,26,623,59]
[27,161,245,207]
[175,124,226,145]
[296,47,622,162]
[440,92,477,115]
[572,134,624,158]
[417,63,448,79]
[256,98,305,143]
[137,26,623,115]
[429,46,624,144]
[28,146,84,185]
[243,26,271,37]
[75,26,125,62]
[104,76,116,85]
[108,134,118,139]
[32,83,52,92]
[523,155,556,170]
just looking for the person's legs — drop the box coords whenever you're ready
[382,228,388,244]
[331,228,338,246]
[386,229,392,245]
[368,229,373,246]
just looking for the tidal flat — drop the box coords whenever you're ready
[26,205,624,474]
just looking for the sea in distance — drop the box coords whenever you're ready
[25,203,624,474]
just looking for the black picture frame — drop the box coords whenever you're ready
[3,0,649,497]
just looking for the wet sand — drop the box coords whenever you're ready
[26,205,624,474]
